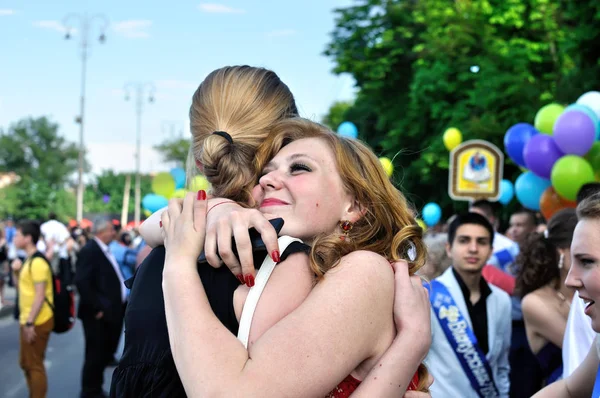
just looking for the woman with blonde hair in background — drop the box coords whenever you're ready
[113,66,430,397]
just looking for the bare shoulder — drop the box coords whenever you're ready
[326,250,394,290]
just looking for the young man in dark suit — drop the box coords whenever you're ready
[76,217,126,398]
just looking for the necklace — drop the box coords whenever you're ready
[556,291,571,309]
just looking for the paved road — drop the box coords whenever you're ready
[0,302,123,397]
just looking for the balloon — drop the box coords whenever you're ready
[337,121,358,139]
[539,186,577,221]
[504,123,538,167]
[422,203,442,227]
[102,194,110,204]
[534,103,564,135]
[515,172,551,211]
[152,172,176,198]
[443,127,463,151]
[379,157,394,177]
[551,155,595,201]
[190,175,211,191]
[170,167,186,189]
[553,110,596,156]
[171,189,187,199]
[586,142,600,171]
[522,134,563,179]
[416,219,427,232]
[576,91,600,119]
[143,209,152,217]
[565,104,600,140]
[141,194,169,213]
[498,180,515,206]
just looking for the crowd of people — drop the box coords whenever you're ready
[0,214,149,397]
[1,64,598,398]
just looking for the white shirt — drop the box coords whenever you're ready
[94,237,127,303]
[562,291,595,377]
[41,220,71,259]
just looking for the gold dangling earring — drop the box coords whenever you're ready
[339,220,353,241]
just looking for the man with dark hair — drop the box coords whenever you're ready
[470,200,520,273]
[507,208,537,247]
[576,182,600,204]
[562,183,600,377]
[426,213,511,398]
[14,221,54,398]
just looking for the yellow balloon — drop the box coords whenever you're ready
[443,127,462,151]
[170,189,187,199]
[190,175,211,192]
[379,157,394,177]
[152,172,176,198]
[143,209,152,217]
[416,219,427,232]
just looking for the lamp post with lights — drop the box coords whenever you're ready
[63,13,109,223]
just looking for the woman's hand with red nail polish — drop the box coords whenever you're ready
[162,191,208,271]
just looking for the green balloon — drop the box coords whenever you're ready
[586,142,600,171]
[551,155,595,201]
[534,103,564,135]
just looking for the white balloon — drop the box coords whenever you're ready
[576,91,600,119]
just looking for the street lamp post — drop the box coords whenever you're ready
[63,13,109,223]
[124,83,155,226]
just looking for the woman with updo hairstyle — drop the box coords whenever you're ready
[115,68,431,397]
[516,208,577,385]
[160,118,431,396]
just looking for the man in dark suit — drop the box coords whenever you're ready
[75,217,126,398]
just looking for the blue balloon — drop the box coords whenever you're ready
[498,180,514,205]
[422,202,442,227]
[142,194,169,213]
[565,104,600,140]
[514,172,551,211]
[337,121,358,139]
[504,123,538,168]
[170,167,186,189]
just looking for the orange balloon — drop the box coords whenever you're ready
[539,187,577,221]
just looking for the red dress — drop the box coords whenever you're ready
[326,372,419,397]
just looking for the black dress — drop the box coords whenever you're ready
[110,242,309,398]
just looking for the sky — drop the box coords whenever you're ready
[0,0,357,177]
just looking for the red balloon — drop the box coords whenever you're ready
[539,187,577,221]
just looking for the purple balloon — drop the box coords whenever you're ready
[553,110,596,156]
[523,135,564,179]
[504,123,538,167]
[102,194,110,204]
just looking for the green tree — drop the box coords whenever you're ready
[0,117,82,189]
[325,0,600,219]
[84,171,152,215]
[322,101,353,131]
[0,117,83,220]
[154,137,190,168]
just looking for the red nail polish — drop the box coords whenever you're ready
[159,221,162,228]
[236,274,245,284]
[271,250,280,263]
[197,190,207,200]
[245,274,255,288]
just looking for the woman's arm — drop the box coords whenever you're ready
[350,261,431,397]
[532,336,598,397]
[164,244,395,398]
[522,293,568,349]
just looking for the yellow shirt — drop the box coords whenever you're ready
[19,256,54,325]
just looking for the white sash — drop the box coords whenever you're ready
[237,236,302,348]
